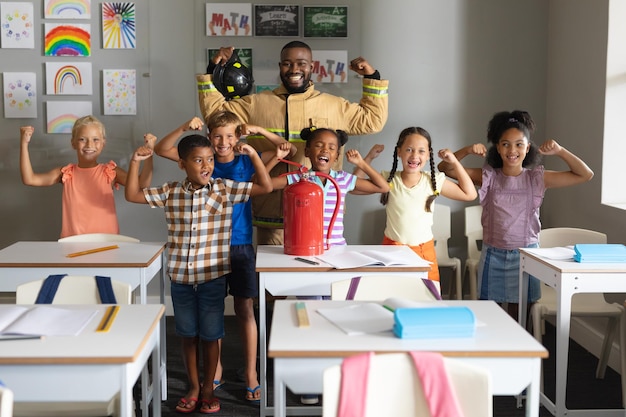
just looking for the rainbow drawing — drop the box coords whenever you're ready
[55,65,82,94]
[44,24,91,56]
[46,101,92,134]
[47,114,77,133]
[45,0,91,19]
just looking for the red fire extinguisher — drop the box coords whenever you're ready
[280,160,341,256]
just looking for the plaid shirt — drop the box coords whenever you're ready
[144,178,252,284]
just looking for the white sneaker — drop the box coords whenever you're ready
[300,394,319,405]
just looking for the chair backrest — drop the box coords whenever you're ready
[0,384,13,417]
[323,352,492,417]
[58,233,140,243]
[464,205,483,260]
[538,227,607,248]
[16,275,132,305]
[331,275,441,301]
[432,204,453,261]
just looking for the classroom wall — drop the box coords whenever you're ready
[1,0,624,265]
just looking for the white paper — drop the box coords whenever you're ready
[316,303,394,335]
[523,246,575,260]
[0,305,98,336]
[316,248,431,269]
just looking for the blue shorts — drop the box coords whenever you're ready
[170,277,226,341]
[478,243,541,303]
[227,244,258,298]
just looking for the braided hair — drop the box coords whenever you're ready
[380,127,439,212]
[485,110,542,169]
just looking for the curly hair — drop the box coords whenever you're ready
[380,127,439,212]
[300,127,348,148]
[178,134,212,160]
[485,110,542,169]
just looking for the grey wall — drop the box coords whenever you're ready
[1,0,624,264]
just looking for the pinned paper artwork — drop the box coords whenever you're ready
[46,101,92,133]
[254,5,299,37]
[44,0,91,19]
[3,72,37,118]
[103,69,136,115]
[256,85,279,93]
[1,2,34,49]
[206,3,251,37]
[46,62,92,95]
[44,23,91,56]
[102,2,135,49]
[311,50,348,84]
[304,6,348,38]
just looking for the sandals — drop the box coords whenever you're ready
[199,397,221,414]
[213,379,225,390]
[175,397,198,414]
[246,385,261,403]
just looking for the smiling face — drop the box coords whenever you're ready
[71,124,106,167]
[304,130,340,173]
[496,127,530,172]
[208,123,239,162]
[279,46,313,93]
[397,133,430,173]
[178,145,215,189]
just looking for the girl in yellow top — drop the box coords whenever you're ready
[19,115,154,238]
[359,127,477,281]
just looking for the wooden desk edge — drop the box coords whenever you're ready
[269,349,548,359]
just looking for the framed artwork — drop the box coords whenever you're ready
[45,62,93,95]
[303,6,347,38]
[44,0,91,19]
[206,3,251,37]
[102,2,136,49]
[254,5,298,37]
[103,69,136,115]
[3,72,37,118]
[207,47,252,73]
[44,23,91,56]
[1,2,35,49]
[46,101,93,134]
[311,50,348,84]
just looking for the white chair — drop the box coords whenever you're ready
[16,275,132,305]
[323,352,492,417]
[0,385,14,417]
[58,233,140,243]
[432,204,462,300]
[14,276,132,417]
[463,205,482,300]
[530,227,625,399]
[331,275,441,301]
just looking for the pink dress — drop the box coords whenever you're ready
[60,161,119,238]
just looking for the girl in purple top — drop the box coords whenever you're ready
[438,110,593,319]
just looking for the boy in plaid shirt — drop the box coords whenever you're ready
[125,134,272,413]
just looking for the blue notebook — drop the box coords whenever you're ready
[393,306,475,339]
[573,244,626,263]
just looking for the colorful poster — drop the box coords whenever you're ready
[254,5,299,37]
[102,2,135,49]
[45,62,93,95]
[103,69,136,115]
[304,6,348,38]
[44,23,91,56]
[3,72,37,118]
[46,101,93,133]
[311,50,348,83]
[255,85,279,93]
[1,2,35,49]
[206,3,251,37]
[44,0,91,19]
[207,47,252,73]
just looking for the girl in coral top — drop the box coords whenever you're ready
[19,115,154,238]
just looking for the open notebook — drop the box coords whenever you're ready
[0,305,98,339]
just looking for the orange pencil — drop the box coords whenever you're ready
[66,244,119,258]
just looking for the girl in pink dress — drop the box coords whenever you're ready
[19,115,154,238]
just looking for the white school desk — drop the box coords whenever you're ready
[269,299,548,417]
[0,304,164,417]
[0,240,169,401]
[256,244,431,417]
[518,249,626,417]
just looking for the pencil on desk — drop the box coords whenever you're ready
[66,245,119,258]
[96,305,120,332]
